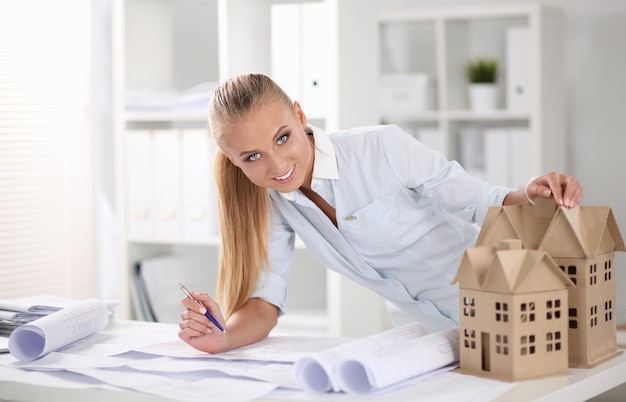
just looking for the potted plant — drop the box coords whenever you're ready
[466,58,499,111]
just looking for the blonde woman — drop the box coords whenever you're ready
[178,73,582,354]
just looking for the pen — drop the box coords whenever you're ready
[178,282,226,333]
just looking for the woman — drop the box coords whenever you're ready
[178,73,582,354]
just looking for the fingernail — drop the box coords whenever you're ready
[199,307,206,314]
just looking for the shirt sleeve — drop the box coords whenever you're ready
[381,124,514,225]
[249,206,295,315]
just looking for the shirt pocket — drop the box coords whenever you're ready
[339,195,405,257]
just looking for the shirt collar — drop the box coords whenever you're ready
[280,126,339,201]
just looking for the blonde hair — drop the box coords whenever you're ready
[209,73,295,318]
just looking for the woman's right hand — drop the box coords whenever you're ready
[178,290,227,354]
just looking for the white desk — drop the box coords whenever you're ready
[1,319,625,402]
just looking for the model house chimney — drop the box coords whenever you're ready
[498,239,523,250]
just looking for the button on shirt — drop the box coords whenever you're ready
[250,124,514,331]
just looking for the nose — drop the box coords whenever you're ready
[267,151,287,173]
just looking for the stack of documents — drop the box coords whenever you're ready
[125,81,217,114]
[0,295,76,337]
[0,295,118,337]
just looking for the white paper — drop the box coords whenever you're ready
[68,367,277,402]
[0,294,85,314]
[134,335,348,362]
[293,321,431,392]
[336,328,459,394]
[8,299,109,361]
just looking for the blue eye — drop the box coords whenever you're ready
[277,133,289,144]
[247,152,260,161]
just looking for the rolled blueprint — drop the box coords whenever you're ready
[8,298,109,361]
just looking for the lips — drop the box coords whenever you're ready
[274,166,295,182]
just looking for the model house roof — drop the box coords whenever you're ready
[452,239,574,293]
[475,198,625,257]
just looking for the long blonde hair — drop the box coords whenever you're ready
[209,73,295,318]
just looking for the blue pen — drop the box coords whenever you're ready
[178,282,226,333]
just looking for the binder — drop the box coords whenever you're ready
[509,127,532,187]
[126,130,155,235]
[484,128,510,186]
[506,27,531,111]
[181,129,219,237]
[153,129,182,237]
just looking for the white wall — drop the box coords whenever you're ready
[379,0,626,324]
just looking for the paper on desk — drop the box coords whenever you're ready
[293,321,432,392]
[67,367,277,402]
[134,334,349,362]
[8,299,109,361]
[61,325,179,357]
[8,351,298,389]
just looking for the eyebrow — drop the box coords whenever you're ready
[239,125,289,157]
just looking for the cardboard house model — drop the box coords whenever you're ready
[469,198,625,369]
[452,239,573,381]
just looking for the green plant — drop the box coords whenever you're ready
[466,58,498,84]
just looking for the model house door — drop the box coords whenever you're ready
[481,332,491,371]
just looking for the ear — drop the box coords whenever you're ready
[293,101,308,129]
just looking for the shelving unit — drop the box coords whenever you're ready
[379,3,565,187]
[112,0,221,322]
[112,0,383,337]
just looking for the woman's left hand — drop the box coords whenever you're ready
[525,172,583,208]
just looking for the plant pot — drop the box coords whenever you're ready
[468,84,498,112]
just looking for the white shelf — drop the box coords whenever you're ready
[125,112,207,122]
[379,2,565,187]
[445,109,530,121]
[381,110,441,123]
[127,235,221,246]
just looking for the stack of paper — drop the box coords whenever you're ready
[0,295,83,337]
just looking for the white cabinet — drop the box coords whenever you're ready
[379,3,566,187]
[112,0,382,337]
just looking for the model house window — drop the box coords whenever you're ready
[520,334,536,355]
[605,300,613,322]
[495,302,509,322]
[546,331,562,352]
[589,263,597,285]
[463,296,476,317]
[604,259,612,281]
[520,302,535,322]
[569,308,578,329]
[560,265,577,285]
[590,305,598,327]
[546,299,562,320]
[463,328,476,349]
[495,334,509,355]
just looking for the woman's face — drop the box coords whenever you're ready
[221,100,314,193]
